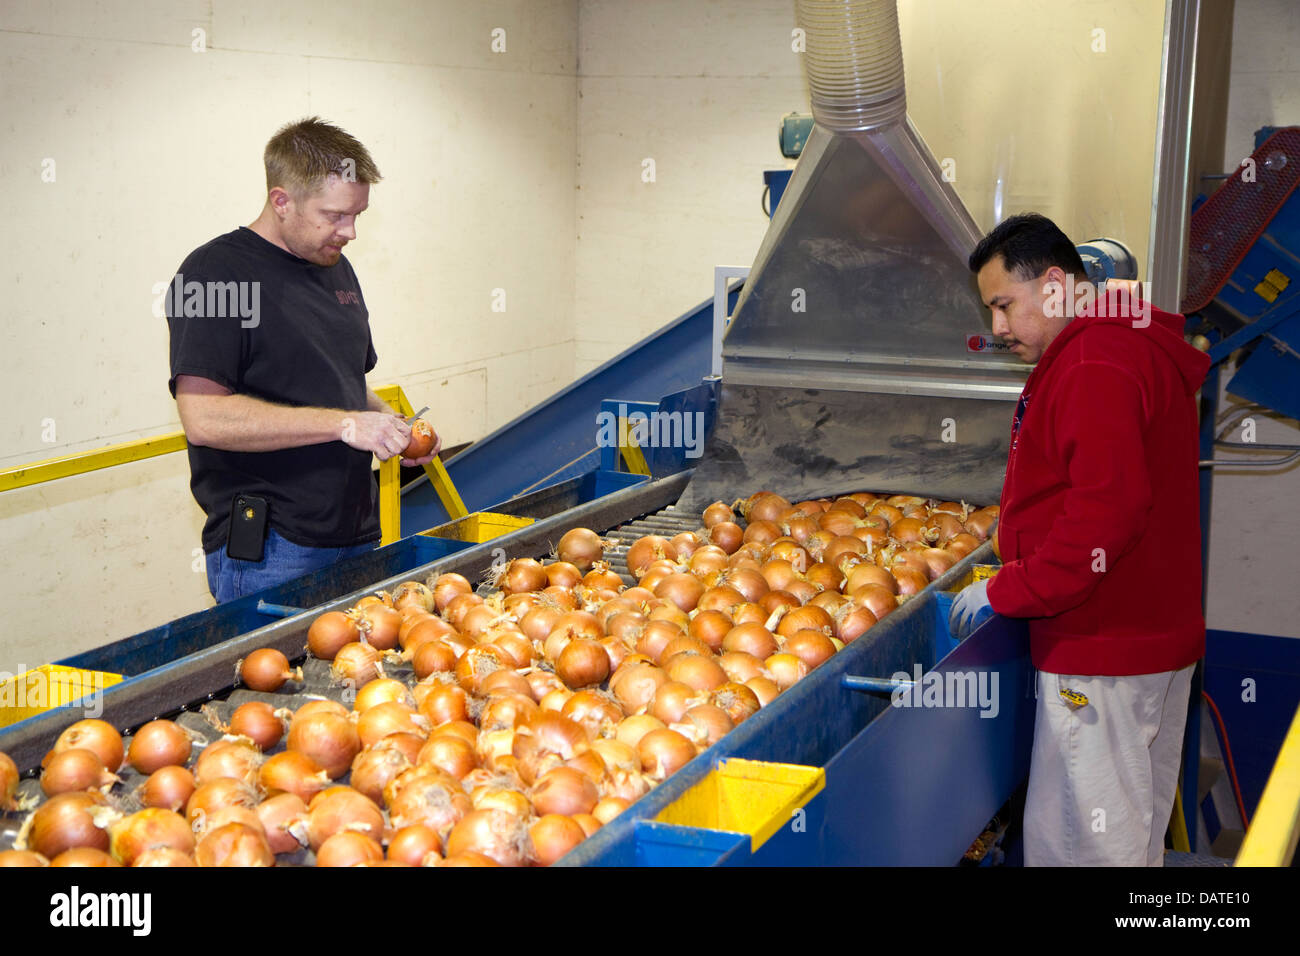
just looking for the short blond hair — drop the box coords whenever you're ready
[264,117,381,197]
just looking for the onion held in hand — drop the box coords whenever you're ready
[403,419,437,459]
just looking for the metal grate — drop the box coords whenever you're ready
[1184,127,1300,315]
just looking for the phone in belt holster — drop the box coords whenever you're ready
[226,493,269,562]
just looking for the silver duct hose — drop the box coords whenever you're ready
[796,0,907,132]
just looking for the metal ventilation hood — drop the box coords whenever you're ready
[679,0,1024,510]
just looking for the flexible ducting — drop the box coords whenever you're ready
[795,0,907,131]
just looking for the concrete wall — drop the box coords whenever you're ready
[0,0,579,672]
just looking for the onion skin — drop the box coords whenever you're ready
[0,850,49,867]
[0,751,18,810]
[47,719,124,773]
[256,793,309,855]
[195,822,274,867]
[637,728,697,780]
[227,703,286,752]
[307,610,360,660]
[306,787,385,851]
[193,739,263,787]
[133,848,197,867]
[557,528,605,571]
[555,639,611,689]
[41,748,117,796]
[287,711,361,779]
[26,791,115,860]
[237,648,300,692]
[447,809,534,867]
[388,825,443,866]
[529,814,587,866]
[317,831,385,867]
[531,766,599,817]
[259,751,329,802]
[109,808,195,865]
[49,848,121,867]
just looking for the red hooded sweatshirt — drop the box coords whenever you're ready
[986,292,1210,675]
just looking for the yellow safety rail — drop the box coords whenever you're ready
[1236,701,1300,866]
[0,385,466,546]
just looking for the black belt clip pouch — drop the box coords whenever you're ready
[227,493,269,562]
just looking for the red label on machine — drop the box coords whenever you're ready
[966,334,1013,353]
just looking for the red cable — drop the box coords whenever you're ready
[1201,690,1250,828]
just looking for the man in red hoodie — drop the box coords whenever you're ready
[950,213,1210,866]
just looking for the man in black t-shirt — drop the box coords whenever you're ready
[167,117,441,602]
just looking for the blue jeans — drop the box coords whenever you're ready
[205,527,377,603]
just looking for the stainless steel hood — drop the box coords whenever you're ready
[679,0,1022,510]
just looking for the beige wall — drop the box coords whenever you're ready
[0,0,579,673]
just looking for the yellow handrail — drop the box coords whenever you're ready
[1236,701,1300,866]
[0,386,468,546]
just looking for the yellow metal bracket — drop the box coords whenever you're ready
[617,418,652,477]
[372,384,468,545]
[1236,701,1300,866]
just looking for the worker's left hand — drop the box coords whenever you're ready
[948,579,995,641]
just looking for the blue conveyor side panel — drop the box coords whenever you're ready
[400,286,740,530]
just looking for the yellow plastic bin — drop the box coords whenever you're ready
[650,758,826,864]
[0,665,123,728]
[421,512,534,544]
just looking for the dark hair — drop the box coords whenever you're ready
[968,212,1086,280]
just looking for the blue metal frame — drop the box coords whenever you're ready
[399,287,741,531]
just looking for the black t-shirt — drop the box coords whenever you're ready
[167,226,381,551]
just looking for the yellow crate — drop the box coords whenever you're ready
[421,511,534,544]
[951,564,1000,593]
[654,758,825,851]
[0,665,123,728]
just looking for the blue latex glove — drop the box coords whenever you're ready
[949,579,995,641]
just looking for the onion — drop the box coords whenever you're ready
[723,623,779,660]
[185,778,259,827]
[392,581,435,613]
[765,653,809,689]
[0,751,17,810]
[47,719,123,773]
[237,648,301,692]
[557,528,606,571]
[531,766,598,816]
[614,714,666,750]
[609,662,668,713]
[664,653,727,692]
[709,521,744,554]
[710,682,761,723]
[649,681,706,724]
[418,682,470,726]
[402,418,437,458]
[0,850,49,867]
[227,703,286,751]
[530,814,587,866]
[317,830,385,867]
[41,748,117,796]
[49,848,121,867]
[892,566,929,596]
[295,699,349,721]
[439,851,502,867]
[625,536,676,577]
[331,641,383,687]
[356,603,402,651]
[286,712,361,779]
[702,501,735,527]
[259,751,329,802]
[447,809,533,867]
[851,583,898,621]
[511,712,589,785]
[844,562,896,593]
[132,848,196,867]
[559,690,623,739]
[109,808,195,865]
[785,629,837,669]
[139,765,196,812]
[556,638,611,689]
[637,729,697,780]
[256,793,309,854]
[660,634,713,662]
[430,572,473,612]
[964,506,998,540]
[454,644,507,695]
[195,822,274,867]
[24,791,115,860]
[498,558,548,594]
[356,702,426,749]
[353,678,413,713]
[717,651,766,684]
[835,603,879,643]
[386,766,472,832]
[678,703,733,747]
[410,640,456,680]
[418,734,479,780]
[776,605,834,639]
[193,739,262,787]
[746,676,780,706]
[307,610,361,660]
[306,786,384,850]
[388,825,443,867]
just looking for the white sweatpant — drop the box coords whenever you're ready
[1023,663,1195,867]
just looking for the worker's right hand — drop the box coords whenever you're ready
[341,411,412,461]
